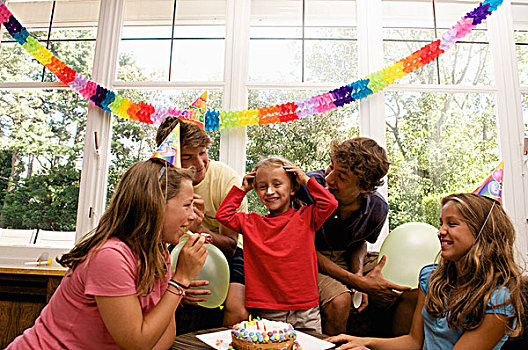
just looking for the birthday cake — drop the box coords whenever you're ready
[229,318,301,350]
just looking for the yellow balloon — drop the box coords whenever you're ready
[170,235,230,308]
[378,222,440,288]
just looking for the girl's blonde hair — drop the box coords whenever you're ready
[58,160,195,296]
[253,157,303,207]
[425,193,524,336]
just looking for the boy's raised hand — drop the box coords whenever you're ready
[187,193,205,233]
[240,170,256,192]
[284,164,309,185]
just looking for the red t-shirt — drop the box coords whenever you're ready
[7,237,170,350]
[216,178,337,310]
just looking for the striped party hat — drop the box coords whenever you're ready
[473,160,504,204]
[150,123,181,167]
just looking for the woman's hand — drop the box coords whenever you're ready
[240,170,256,192]
[326,334,371,350]
[172,234,207,287]
[284,165,309,185]
[181,280,211,306]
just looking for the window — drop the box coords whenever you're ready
[107,0,226,200]
[522,94,528,134]
[385,91,498,229]
[249,0,357,83]
[1,1,98,83]
[246,0,358,213]
[382,0,492,85]
[513,1,528,86]
[0,0,99,234]
[381,0,500,230]
[117,0,226,82]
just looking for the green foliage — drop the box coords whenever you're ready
[0,30,91,229]
[0,150,11,205]
[386,92,499,230]
[2,165,79,231]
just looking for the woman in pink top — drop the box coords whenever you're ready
[7,160,208,350]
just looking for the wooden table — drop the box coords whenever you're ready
[171,327,335,349]
[0,261,66,348]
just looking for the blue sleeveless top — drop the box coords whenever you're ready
[419,264,515,350]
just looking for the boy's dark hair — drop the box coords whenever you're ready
[329,137,390,195]
[156,116,211,149]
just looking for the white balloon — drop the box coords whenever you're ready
[378,222,440,288]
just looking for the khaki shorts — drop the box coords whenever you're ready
[318,250,352,307]
[318,272,351,307]
[250,306,322,333]
[318,251,398,309]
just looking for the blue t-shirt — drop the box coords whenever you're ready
[419,264,515,350]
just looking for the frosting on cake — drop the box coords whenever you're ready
[229,318,302,350]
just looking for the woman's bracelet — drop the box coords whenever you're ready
[168,280,188,297]
[169,279,190,289]
[166,285,185,298]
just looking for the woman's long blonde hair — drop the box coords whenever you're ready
[425,193,524,336]
[58,160,194,296]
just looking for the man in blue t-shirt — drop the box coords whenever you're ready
[296,137,411,335]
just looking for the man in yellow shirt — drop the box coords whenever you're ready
[156,118,248,330]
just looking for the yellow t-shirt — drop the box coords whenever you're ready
[193,160,247,248]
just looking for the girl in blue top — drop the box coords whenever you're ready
[327,193,524,349]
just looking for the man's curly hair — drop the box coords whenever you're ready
[155,116,211,148]
[329,137,390,195]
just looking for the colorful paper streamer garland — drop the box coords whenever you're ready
[0,0,503,132]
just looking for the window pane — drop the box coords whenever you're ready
[0,0,99,82]
[522,93,528,134]
[513,2,528,85]
[386,91,499,230]
[249,0,357,83]
[0,89,86,231]
[0,41,45,82]
[383,1,434,32]
[119,40,171,81]
[249,40,302,82]
[246,89,359,213]
[435,0,488,32]
[382,0,492,86]
[437,39,492,85]
[383,39,437,84]
[170,39,224,81]
[304,39,357,84]
[118,0,226,82]
[107,89,222,200]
